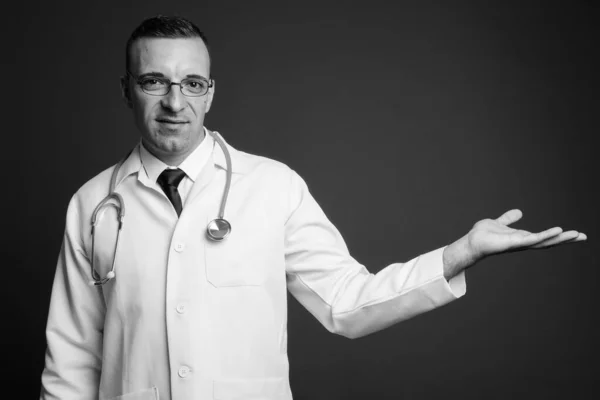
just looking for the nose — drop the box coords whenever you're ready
[161,84,186,113]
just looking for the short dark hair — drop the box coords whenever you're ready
[125,15,211,75]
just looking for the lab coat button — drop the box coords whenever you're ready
[176,304,186,314]
[178,366,190,378]
[174,243,185,252]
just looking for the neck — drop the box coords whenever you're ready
[143,131,206,166]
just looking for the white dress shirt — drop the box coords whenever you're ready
[139,127,214,207]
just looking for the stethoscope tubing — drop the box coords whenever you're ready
[89,130,232,285]
[210,132,231,220]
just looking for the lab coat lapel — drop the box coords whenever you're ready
[184,152,217,208]
[184,131,247,207]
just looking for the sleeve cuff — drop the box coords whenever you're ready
[418,246,467,301]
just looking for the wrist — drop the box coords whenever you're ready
[443,234,477,280]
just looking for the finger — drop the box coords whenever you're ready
[517,226,563,247]
[531,231,587,249]
[496,209,523,226]
[530,230,578,248]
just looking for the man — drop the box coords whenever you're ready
[40,15,586,400]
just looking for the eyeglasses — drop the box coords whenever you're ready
[126,71,213,97]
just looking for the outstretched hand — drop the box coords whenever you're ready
[443,209,587,278]
[468,209,586,259]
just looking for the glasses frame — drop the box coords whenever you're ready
[126,71,213,97]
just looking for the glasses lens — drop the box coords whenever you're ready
[139,78,169,95]
[181,78,210,96]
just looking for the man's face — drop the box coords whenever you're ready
[123,37,214,162]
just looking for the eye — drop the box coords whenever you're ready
[139,78,166,91]
[183,79,208,93]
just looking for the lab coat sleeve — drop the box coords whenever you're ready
[40,195,105,399]
[284,170,466,339]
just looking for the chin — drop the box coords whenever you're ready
[143,126,201,153]
[160,137,190,153]
[142,134,185,154]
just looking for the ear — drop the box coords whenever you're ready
[120,76,133,108]
[204,79,216,113]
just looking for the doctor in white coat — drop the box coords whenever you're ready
[39,15,587,400]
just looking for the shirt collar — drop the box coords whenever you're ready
[113,127,249,190]
[139,126,214,184]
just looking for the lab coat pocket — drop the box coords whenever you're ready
[107,386,159,400]
[204,229,269,287]
[213,377,286,399]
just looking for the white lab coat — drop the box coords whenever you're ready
[40,132,466,400]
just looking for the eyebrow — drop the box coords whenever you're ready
[137,71,209,80]
[185,74,210,80]
[137,71,166,79]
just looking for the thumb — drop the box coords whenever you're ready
[496,209,523,226]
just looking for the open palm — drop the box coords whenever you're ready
[467,209,587,261]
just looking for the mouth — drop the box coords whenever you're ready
[156,118,188,124]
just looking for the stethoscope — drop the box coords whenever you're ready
[89,130,232,286]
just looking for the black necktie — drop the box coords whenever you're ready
[157,168,186,217]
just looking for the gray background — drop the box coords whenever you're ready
[4,0,598,398]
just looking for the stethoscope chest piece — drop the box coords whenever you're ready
[207,218,232,241]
